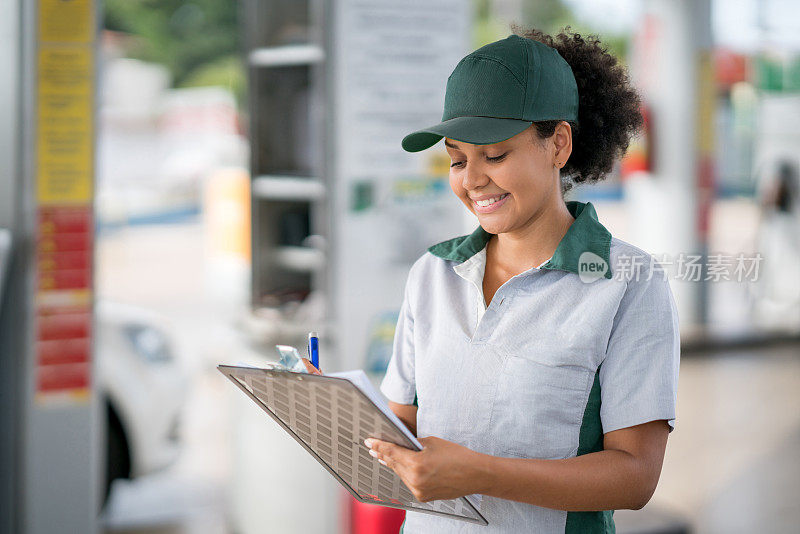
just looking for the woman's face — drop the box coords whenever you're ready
[445,124,569,236]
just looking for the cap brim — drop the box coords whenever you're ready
[401,116,533,152]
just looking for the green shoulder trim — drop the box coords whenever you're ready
[540,201,613,280]
[427,225,492,263]
[565,366,616,533]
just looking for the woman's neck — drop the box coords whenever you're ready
[488,200,575,275]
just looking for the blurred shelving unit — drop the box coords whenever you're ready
[237,4,337,534]
[242,0,330,349]
[241,0,471,373]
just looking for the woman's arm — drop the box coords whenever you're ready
[366,419,669,511]
[388,401,418,437]
[478,420,669,510]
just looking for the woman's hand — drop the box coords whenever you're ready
[364,436,486,502]
[301,357,322,374]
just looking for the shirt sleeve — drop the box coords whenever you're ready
[599,267,681,434]
[379,267,417,405]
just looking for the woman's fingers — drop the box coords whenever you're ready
[367,439,394,467]
[364,438,415,470]
[369,449,388,466]
[300,357,322,375]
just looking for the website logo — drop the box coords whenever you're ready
[578,251,608,283]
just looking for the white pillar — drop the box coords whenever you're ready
[628,0,713,332]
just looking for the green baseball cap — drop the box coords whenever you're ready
[401,34,579,153]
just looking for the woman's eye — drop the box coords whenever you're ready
[450,152,506,167]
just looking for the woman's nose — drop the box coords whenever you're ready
[462,161,488,190]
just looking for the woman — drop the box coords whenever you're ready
[365,28,680,534]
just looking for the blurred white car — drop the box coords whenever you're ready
[96,300,188,501]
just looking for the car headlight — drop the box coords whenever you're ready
[123,324,174,363]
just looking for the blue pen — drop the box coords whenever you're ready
[308,331,320,370]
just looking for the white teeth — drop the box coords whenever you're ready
[476,193,507,207]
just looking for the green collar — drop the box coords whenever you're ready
[427,200,613,279]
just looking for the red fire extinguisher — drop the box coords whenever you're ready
[345,491,406,534]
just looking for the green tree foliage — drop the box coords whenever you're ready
[474,0,629,62]
[103,0,245,104]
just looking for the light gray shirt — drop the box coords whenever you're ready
[380,200,680,534]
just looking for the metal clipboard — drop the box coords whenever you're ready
[219,365,488,525]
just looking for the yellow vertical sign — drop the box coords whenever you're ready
[37,0,95,205]
[39,0,94,44]
[37,46,94,204]
[695,50,715,156]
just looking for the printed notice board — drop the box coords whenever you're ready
[35,0,96,404]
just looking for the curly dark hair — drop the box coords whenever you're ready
[512,26,643,194]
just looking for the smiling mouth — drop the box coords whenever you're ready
[474,193,509,207]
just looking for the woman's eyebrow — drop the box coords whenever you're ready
[445,139,508,152]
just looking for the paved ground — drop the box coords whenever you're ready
[96,219,800,534]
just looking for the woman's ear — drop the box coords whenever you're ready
[552,121,573,169]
